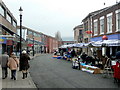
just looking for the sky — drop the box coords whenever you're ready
[2,0,119,39]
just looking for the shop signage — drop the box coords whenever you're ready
[7,40,13,45]
[86,30,92,34]
[0,37,7,44]
[27,44,34,47]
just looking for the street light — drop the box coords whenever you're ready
[33,37,34,56]
[19,7,23,71]
[19,7,23,57]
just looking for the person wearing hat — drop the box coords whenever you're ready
[20,50,30,79]
[7,52,19,80]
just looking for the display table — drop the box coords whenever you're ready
[53,55,58,58]
[53,55,63,59]
[80,65,101,74]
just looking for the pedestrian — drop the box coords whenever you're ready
[20,50,30,79]
[0,52,9,79]
[71,49,76,58]
[7,52,19,80]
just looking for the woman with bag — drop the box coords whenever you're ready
[20,50,30,79]
[7,52,19,80]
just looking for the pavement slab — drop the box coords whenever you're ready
[0,66,37,89]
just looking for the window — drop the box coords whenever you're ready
[116,9,120,32]
[94,19,98,36]
[100,16,104,34]
[0,29,2,35]
[33,32,37,37]
[6,13,12,23]
[28,30,32,35]
[0,5,5,17]
[107,13,112,33]
[84,21,88,31]
[79,30,82,35]
[13,20,17,28]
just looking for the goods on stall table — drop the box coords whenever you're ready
[52,55,58,58]
[81,68,94,73]
[57,56,63,59]
[81,65,101,74]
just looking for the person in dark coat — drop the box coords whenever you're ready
[116,51,120,59]
[81,52,87,63]
[20,50,30,79]
[0,52,9,79]
[71,49,76,58]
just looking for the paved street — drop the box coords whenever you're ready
[0,67,37,89]
[29,54,119,88]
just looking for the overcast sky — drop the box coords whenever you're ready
[2,0,119,39]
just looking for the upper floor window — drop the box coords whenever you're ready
[116,9,120,32]
[6,13,12,23]
[94,19,98,36]
[13,20,17,28]
[79,30,82,35]
[107,13,112,33]
[0,28,2,35]
[74,30,76,37]
[84,21,88,31]
[28,30,33,35]
[33,32,37,37]
[0,5,5,17]
[100,16,104,34]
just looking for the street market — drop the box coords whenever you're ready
[53,40,120,85]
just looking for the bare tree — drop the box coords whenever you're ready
[55,31,62,41]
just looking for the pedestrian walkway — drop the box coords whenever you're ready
[0,53,44,89]
[0,66,37,89]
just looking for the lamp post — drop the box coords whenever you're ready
[19,7,23,58]
[33,37,34,56]
[19,7,23,71]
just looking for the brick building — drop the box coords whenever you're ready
[91,2,120,57]
[81,2,120,58]
[73,24,83,43]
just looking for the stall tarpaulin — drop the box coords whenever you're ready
[93,40,120,47]
[59,45,69,48]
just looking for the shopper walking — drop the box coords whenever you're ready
[0,52,9,79]
[71,49,76,58]
[7,52,19,80]
[20,50,30,79]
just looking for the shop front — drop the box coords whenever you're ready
[90,34,120,58]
